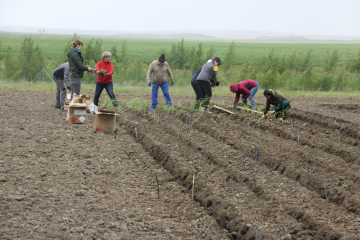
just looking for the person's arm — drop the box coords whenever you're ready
[166,64,174,80]
[107,62,114,76]
[212,66,218,81]
[234,92,240,104]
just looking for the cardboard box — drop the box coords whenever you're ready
[94,112,116,134]
[66,103,88,124]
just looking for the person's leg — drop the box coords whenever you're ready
[53,77,63,108]
[249,83,259,110]
[197,81,206,108]
[104,82,119,108]
[198,81,212,109]
[160,81,172,106]
[70,78,81,102]
[59,81,67,110]
[191,82,202,109]
[150,82,160,109]
[93,82,105,106]
[281,101,291,117]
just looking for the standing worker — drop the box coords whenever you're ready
[93,51,119,109]
[67,40,93,102]
[147,54,174,110]
[230,79,259,110]
[196,57,221,113]
[53,62,71,110]
[261,89,291,119]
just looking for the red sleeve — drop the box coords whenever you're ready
[95,61,101,71]
[107,62,114,76]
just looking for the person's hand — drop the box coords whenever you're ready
[215,80,220,86]
[99,72,105,77]
[148,82,151,87]
[261,115,265,118]
[171,79,174,86]
[104,73,108,77]
[232,104,236,109]
[88,67,91,71]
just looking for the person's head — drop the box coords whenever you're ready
[71,40,84,50]
[102,52,112,62]
[263,89,275,99]
[158,54,165,65]
[212,57,222,66]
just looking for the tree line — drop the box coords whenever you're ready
[1,35,360,91]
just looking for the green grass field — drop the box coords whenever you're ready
[1,33,360,66]
[1,80,359,98]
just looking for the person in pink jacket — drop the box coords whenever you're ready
[230,79,259,110]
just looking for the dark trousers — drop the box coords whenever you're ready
[93,81,118,107]
[191,81,202,109]
[197,80,212,109]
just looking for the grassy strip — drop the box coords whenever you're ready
[1,80,359,98]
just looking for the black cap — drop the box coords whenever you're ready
[214,57,222,65]
[158,54,165,63]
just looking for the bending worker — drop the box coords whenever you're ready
[230,79,259,110]
[261,89,291,119]
[52,62,71,110]
[147,54,174,110]
[196,57,221,113]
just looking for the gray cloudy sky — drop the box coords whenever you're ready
[0,0,359,36]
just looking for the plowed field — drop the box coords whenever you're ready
[1,90,360,240]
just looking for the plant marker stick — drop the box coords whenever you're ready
[177,127,179,139]
[255,149,258,161]
[219,130,220,141]
[256,230,258,240]
[344,232,346,240]
[338,130,341,141]
[356,148,358,162]
[155,175,160,199]
[135,127,138,143]
[256,130,259,139]
[298,126,300,143]
[192,174,195,200]
[324,182,328,200]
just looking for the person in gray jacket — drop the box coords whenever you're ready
[196,57,221,113]
[53,62,71,110]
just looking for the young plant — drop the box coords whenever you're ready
[99,97,121,113]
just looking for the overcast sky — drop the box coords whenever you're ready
[0,0,359,36]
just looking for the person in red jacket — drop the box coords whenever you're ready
[93,52,118,108]
[230,79,259,110]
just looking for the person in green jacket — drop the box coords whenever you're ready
[261,89,291,119]
[67,40,92,102]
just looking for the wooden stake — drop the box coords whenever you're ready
[237,106,262,114]
[135,127,138,143]
[213,105,233,115]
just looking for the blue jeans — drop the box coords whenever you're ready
[93,81,118,107]
[151,81,172,109]
[241,83,259,110]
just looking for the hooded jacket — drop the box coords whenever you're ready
[52,62,71,88]
[67,48,89,78]
[230,80,258,104]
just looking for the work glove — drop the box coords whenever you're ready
[99,72,105,77]
[210,82,215,87]
[215,81,220,86]
[148,82,151,87]
[104,73,108,77]
[171,79,174,86]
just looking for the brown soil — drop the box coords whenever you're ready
[1,90,360,240]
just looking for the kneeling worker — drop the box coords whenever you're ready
[261,89,291,119]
